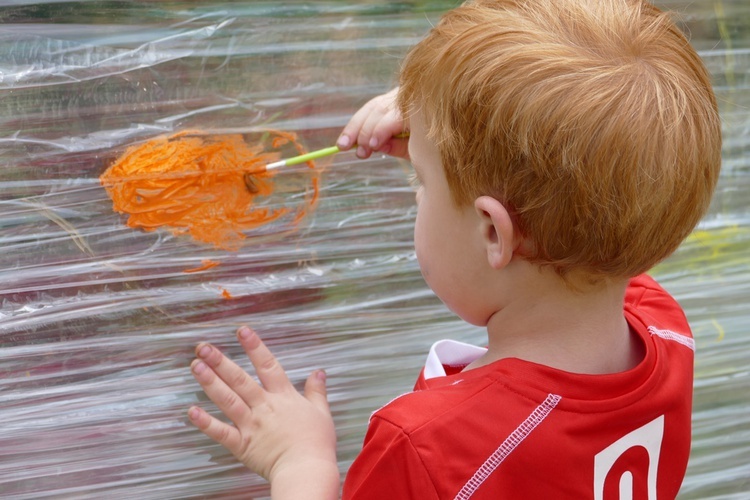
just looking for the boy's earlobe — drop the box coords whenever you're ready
[474,196,516,270]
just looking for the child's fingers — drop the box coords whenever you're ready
[304,370,331,414]
[188,405,243,453]
[367,111,406,151]
[338,88,402,158]
[190,357,257,425]
[373,120,409,160]
[194,343,265,409]
[236,326,292,395]
[354,94,402,158]
[354,112,384,158]
[338,103,372,151]
[338,94,386,151]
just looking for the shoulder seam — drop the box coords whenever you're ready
[367,415,442,499]
[648,325,696,351]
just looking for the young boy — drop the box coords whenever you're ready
[187,0,722,498]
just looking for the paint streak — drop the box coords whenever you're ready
[183,259,221,273]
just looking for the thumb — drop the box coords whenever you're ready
[304,370,331,413]
[385,136,410,160]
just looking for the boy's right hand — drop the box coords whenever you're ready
[337,87,409,160]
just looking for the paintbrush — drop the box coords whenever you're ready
[266,131,410,171]
[244,133,409,193]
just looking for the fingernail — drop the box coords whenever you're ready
[369,137,378,149]
[316,370,327,382]
[356,145,367,158]
[192,360,207,374]
[188,407,201,421]
[337,135,350,149]
[198,344,211,358]
[238,326,253,340]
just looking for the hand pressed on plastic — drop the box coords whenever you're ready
[188,326,339,499]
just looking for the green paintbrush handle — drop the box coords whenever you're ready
[265,145,341,170]
[265,132,409,171]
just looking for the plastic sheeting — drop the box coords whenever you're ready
[0,2,748,498]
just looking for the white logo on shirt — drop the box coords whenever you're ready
[593,415,665,500]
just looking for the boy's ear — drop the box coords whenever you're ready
[474,196,517,270]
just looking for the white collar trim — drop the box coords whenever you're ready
[423,339,488,380]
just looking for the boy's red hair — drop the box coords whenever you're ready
[398,0,722,279]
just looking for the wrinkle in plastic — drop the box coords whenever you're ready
[0,2,748,498]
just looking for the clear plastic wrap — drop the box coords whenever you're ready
[0,2,748,498]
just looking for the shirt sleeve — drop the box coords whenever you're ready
[342,415,440,500]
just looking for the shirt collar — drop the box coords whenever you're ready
[423,339,488,380]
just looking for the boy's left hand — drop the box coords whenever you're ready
[188,326,339,495]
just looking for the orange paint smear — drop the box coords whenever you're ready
[100,130,319,250]
[183,259,221,273]
[221,288,233,300]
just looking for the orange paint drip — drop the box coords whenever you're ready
[100,130,319,250]
[183,259,221,273]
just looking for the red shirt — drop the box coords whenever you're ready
[343,275,694,499]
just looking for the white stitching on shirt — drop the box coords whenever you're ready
[647,325,696,351]
[454,393,562,499]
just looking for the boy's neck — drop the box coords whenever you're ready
[468,266,644,375]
